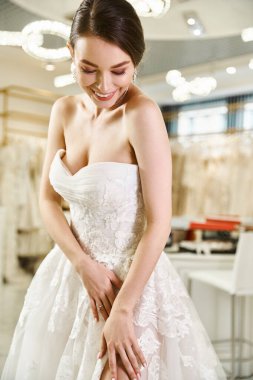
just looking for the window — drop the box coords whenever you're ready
[177,105,228,136]
[243,102,253,130]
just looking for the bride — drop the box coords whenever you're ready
[1,0,226,379]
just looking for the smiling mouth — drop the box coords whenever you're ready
[91,89,117,101]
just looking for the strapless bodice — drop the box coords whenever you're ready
[49,149,146,278]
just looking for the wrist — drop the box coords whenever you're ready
[111,301,134,317]
[73,252,92,274]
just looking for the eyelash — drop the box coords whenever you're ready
[80,69,126,76]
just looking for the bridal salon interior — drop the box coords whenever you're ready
[1,0,253,378]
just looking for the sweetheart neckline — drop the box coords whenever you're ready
[56,148,138,177]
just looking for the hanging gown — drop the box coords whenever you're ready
[1,148,226,380]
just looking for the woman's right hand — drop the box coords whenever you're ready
[76,256,123,322]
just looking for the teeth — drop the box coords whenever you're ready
[94,91,114,98]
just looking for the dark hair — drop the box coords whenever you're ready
[69,0,145,67]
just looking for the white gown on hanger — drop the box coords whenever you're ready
[1,148,226,380]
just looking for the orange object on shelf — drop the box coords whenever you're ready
[206,217,241,226]
[189,221,239,231]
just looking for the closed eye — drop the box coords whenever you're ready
[80,69,96,74]
[80,68,126,75]
[112,71,126,75]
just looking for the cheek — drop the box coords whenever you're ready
[114,74,133,87]
[78,75,96,86]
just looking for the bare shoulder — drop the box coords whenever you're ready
[51,95,77,118]
[46,95,81,153]
[125,91,165,133]
[125,90,167,144]
[126,91,161,117]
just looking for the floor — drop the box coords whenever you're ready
[0,272,32,373]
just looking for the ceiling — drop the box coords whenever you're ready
[7,0,253,40]
[1,0,253,104]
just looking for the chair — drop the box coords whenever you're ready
[187,231,253,380]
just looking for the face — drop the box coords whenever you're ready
[69,35,135,108]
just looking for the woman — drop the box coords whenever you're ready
[1,0,226,379]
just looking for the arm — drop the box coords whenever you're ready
[99,97,172,379]
[112,97,172,313]
[39,96,90,270]
[39,97,123,321]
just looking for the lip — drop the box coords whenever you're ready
[91,89,117,101]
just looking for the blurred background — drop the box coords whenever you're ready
[0,0,253,378]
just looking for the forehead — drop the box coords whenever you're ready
[74,35,132,66]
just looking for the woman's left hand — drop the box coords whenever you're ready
[98,309,147,379]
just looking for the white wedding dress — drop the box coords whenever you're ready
[1,148,226,380]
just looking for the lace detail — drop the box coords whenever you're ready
[1,149,226,380]
[69,174,146,280]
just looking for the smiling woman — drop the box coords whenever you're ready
[69,36,135,101]
[1,1,227,380]
[67,39,140,109]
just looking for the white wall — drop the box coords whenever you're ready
[0,46,77,96]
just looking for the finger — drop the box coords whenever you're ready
[97,301,109,321]
[90,298,99,322]
[109,271,123,289]
[125,344,141,376]
[118,345,138,380]
[101,295,112,316]
[98,334,107,359]
[132,340,147,369]
[107,287,116,308]
[108,345,117,380]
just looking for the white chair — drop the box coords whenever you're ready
[187,231,253,380]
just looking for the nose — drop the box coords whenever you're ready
[96,72,112,92]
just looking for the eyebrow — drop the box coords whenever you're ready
[80,59,130,68]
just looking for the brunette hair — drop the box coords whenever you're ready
[69,0,145,67]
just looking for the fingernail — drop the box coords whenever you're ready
[97,352,101,359]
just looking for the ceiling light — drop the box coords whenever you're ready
[226,66,236,74]
[249,59,253,70]
[189,77,217,96]
[183,11,205,37]
[54,73,75,87]
[45,63,55,71]
[172,83,191,102]
[127,0,171,17]
[0,31,42,46]
[0,21,71,63]
[133,1,150,14]
[193,28,202,36]
[165,70,185,87]
[169,72,217,102]
[241,27,253,42]
[21,20,71,62]
[187,17,196,26]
